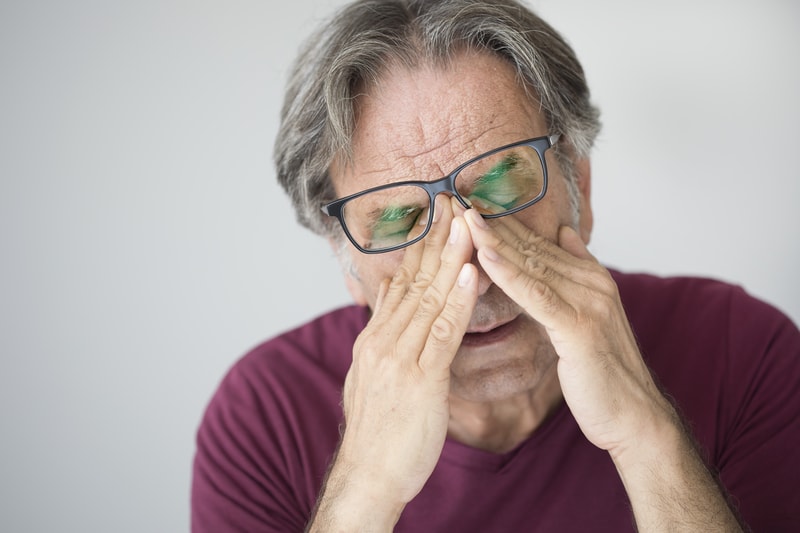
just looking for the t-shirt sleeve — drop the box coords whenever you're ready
[191,307,361,532]
[616,273,800,531]
[716,291,800,531]
[191,357,312,532]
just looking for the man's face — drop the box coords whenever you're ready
[329,51,592,403]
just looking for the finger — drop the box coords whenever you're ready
[463,209,593,326]
[464,209,599,290]
[558,225,595,261]
[373,278,392,314]
[477,209,589,268]
[371,196,456,337]
[450,195,467,217]
[418,262,479,372]
[476,244,576,332]
[397,214,475,358]
[413,195,455,291]
[371,199,445,321]
[388,196,454,318]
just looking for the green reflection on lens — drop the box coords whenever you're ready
[367,204,422,249]
[468,155,524,211]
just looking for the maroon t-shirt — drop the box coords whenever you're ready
[192,271,800,531]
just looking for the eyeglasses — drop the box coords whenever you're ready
[321,134,560,254]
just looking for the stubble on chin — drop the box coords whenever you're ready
[450,315,560,404]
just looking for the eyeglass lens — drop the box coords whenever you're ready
[341,144,545,252]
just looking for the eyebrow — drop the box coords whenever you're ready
[376,204,418,223]
[475,155,519,184]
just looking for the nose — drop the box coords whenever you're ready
[446,195,491,294]
[470,249,493,296]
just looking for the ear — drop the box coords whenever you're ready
[574,157,594,245]
[328,238,368,307]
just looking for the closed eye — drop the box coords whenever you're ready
[470,156,524,210]
[366,205,424,248]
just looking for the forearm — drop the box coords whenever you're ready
[305,205,477,532]
[306,446,405,533]
[612,408,743,532]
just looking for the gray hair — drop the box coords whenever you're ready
[274,0,601,239]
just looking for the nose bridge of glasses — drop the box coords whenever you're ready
[424,174,474,212]
[425,175,457,198]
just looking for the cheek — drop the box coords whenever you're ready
[525,175,577,237]
[553,178,578,223]
[351,253,405,307]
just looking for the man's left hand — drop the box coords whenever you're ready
[463,209,677,458]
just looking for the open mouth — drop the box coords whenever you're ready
[461,315,522,347]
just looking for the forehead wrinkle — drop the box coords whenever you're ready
[341,118,535,195]
[355,65,477,173]
[375,114,506,185]
[337,51,547,197]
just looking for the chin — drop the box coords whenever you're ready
[449,343,558,403]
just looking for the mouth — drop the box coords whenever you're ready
[461,315,522,347]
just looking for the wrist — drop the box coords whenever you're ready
[309,449,406,532]
[607,403,743,531]
[609,401,687,473]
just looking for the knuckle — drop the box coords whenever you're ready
[587,291,617,317]
[521,253,556,285]
[524,275,560,314]
[352,333,381,362]
[595,272,619,297]
[408,289,445,329]
[413,268,435,287]
[522,250,538,272]
[512,236,532,256]
[429,314,459,346]
[420,284,446,310]
[517,231,545,253]
[391,264,415,286]
[526,255,548,277]
[527,233,548,250]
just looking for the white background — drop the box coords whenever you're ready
[1,1,797,531]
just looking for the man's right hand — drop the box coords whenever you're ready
[308,197,478,531]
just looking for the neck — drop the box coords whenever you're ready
[447,367,563,453]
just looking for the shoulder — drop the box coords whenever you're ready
[202,302,369,408]
[191,305,370,530]
[607,273,800,531]
[609,269,800,421]
[208,305,370,421]
[197,303,370,469]
[612,269,754,315]
[609,269,796,349]
[609,270,800,442]
[229,304,370,387]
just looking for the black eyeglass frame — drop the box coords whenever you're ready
[321,133,561,254]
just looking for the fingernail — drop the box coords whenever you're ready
[469,209,489,229]
[432,198,443,223]
[449,219,460,244]
[458,264,473,287]
[452,196,468,214]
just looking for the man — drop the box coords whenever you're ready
[192,1,800,531]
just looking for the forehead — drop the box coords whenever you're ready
[330,51,547,197]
